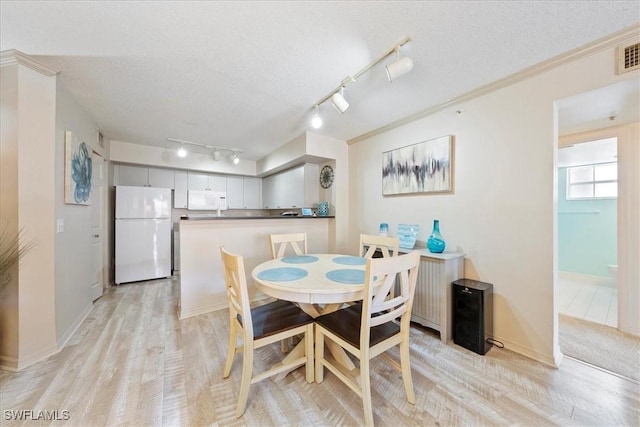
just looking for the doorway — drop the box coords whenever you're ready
[90,153,104,301]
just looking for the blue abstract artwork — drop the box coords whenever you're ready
[65,131,93,205]
[382,135,452,195]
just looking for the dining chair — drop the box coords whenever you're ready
[220,246,314,418]
[359,233,399,258]
[314,250,421,426]
[269,232,307,259]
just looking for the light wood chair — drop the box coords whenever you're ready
[360,234,399,258]
[220,247,314,418]
[269,232,307,259]
[314,250,421,426]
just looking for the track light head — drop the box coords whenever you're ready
[212,148,221,161]
[310,106,323,129]
[230,152,240,165]
[386,50,414,82]
[331,88,349,114]
[177,145,187,158]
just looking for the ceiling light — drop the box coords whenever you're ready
[230,152,240,165]
[213,148,221,161]
[310,106,323,129]
[177,145,187,157]
[310,36,412,118]
[331,88,349,114]
[386,47,414,82]
[167,138,242,162]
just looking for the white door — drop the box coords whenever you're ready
[90,154,104,301]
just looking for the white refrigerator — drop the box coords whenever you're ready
[115,185,172,284]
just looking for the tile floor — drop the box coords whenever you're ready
[557,278,617,327]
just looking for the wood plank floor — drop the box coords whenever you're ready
[1,277,638,426]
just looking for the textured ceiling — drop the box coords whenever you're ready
[1,1,639,161]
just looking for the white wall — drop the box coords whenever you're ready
[54,78,104,348]
[348,32,639,366]
[110,139,257,176]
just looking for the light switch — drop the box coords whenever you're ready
[57,218,64,233]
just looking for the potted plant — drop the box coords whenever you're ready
[0,227,34,299]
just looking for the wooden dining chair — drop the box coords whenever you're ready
[220,246,314,418]
[314,250,421,426]
[359,233,399,258]
[269,232,307,259]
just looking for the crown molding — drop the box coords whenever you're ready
[0,49,59,76]
[349,25,640,145]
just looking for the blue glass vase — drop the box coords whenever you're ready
[427,220,446,253]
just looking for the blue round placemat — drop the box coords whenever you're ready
[326,269,365,284]
[281,255,319,264]
[332,256,366,266]
[257,267,308,281]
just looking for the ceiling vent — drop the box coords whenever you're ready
[617,42,639,74]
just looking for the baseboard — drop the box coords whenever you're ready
[0,342,60,372]
[558,271,614,287]
[179,302,227,319]
[488,334,558,368]
[56,302,94,350]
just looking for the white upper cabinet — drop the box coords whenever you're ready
[187,172,227,192]
[174,171,188,209]
[227,176,262,209]
[262,164,318,209]
[226,176,244,209]
[148,167,175,189]
[243,177,262,209]
[116,164,174,189]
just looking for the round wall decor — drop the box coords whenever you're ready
[320,165,334,189]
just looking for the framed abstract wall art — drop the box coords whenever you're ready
[382,135,453,195]
[64,130,93,205]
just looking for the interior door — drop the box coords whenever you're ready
[90,153,104,301]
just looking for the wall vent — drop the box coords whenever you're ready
[617,42,640,74]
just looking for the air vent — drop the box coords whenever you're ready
[617,42,640,74]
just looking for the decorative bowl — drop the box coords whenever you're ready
[397,224,419,249]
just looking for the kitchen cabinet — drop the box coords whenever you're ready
[187,172,226,192]
[174,171,188,208]
[243,177,262,209]
[115,164,174,189]
[262,164,318,209]
[227,176,262,209]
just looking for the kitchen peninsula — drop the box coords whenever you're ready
[178,216,335,319]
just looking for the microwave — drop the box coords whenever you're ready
[187,190,227,211]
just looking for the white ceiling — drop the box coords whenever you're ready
[1,1,639,161]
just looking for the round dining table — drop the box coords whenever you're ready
[252,253,368,377]
[252,253,368,317]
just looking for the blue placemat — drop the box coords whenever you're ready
[326,269,365,284]
[281,255,319,264]
[257,267,308,281]
[332,256,366,266]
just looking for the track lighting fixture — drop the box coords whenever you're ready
[230,151,240,165]
[386,47,414,82]
[331,88,349,114]
[309,36,412,128]
[167,138,241,164]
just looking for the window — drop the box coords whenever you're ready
[567,162,617,199]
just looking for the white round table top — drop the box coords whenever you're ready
[251,254,368,305]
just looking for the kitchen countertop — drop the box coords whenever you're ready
[180,215,335,220]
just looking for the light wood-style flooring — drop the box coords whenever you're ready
[1,277,638,426]
[557,278,617,327]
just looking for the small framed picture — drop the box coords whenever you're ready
[301,208,313,216]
